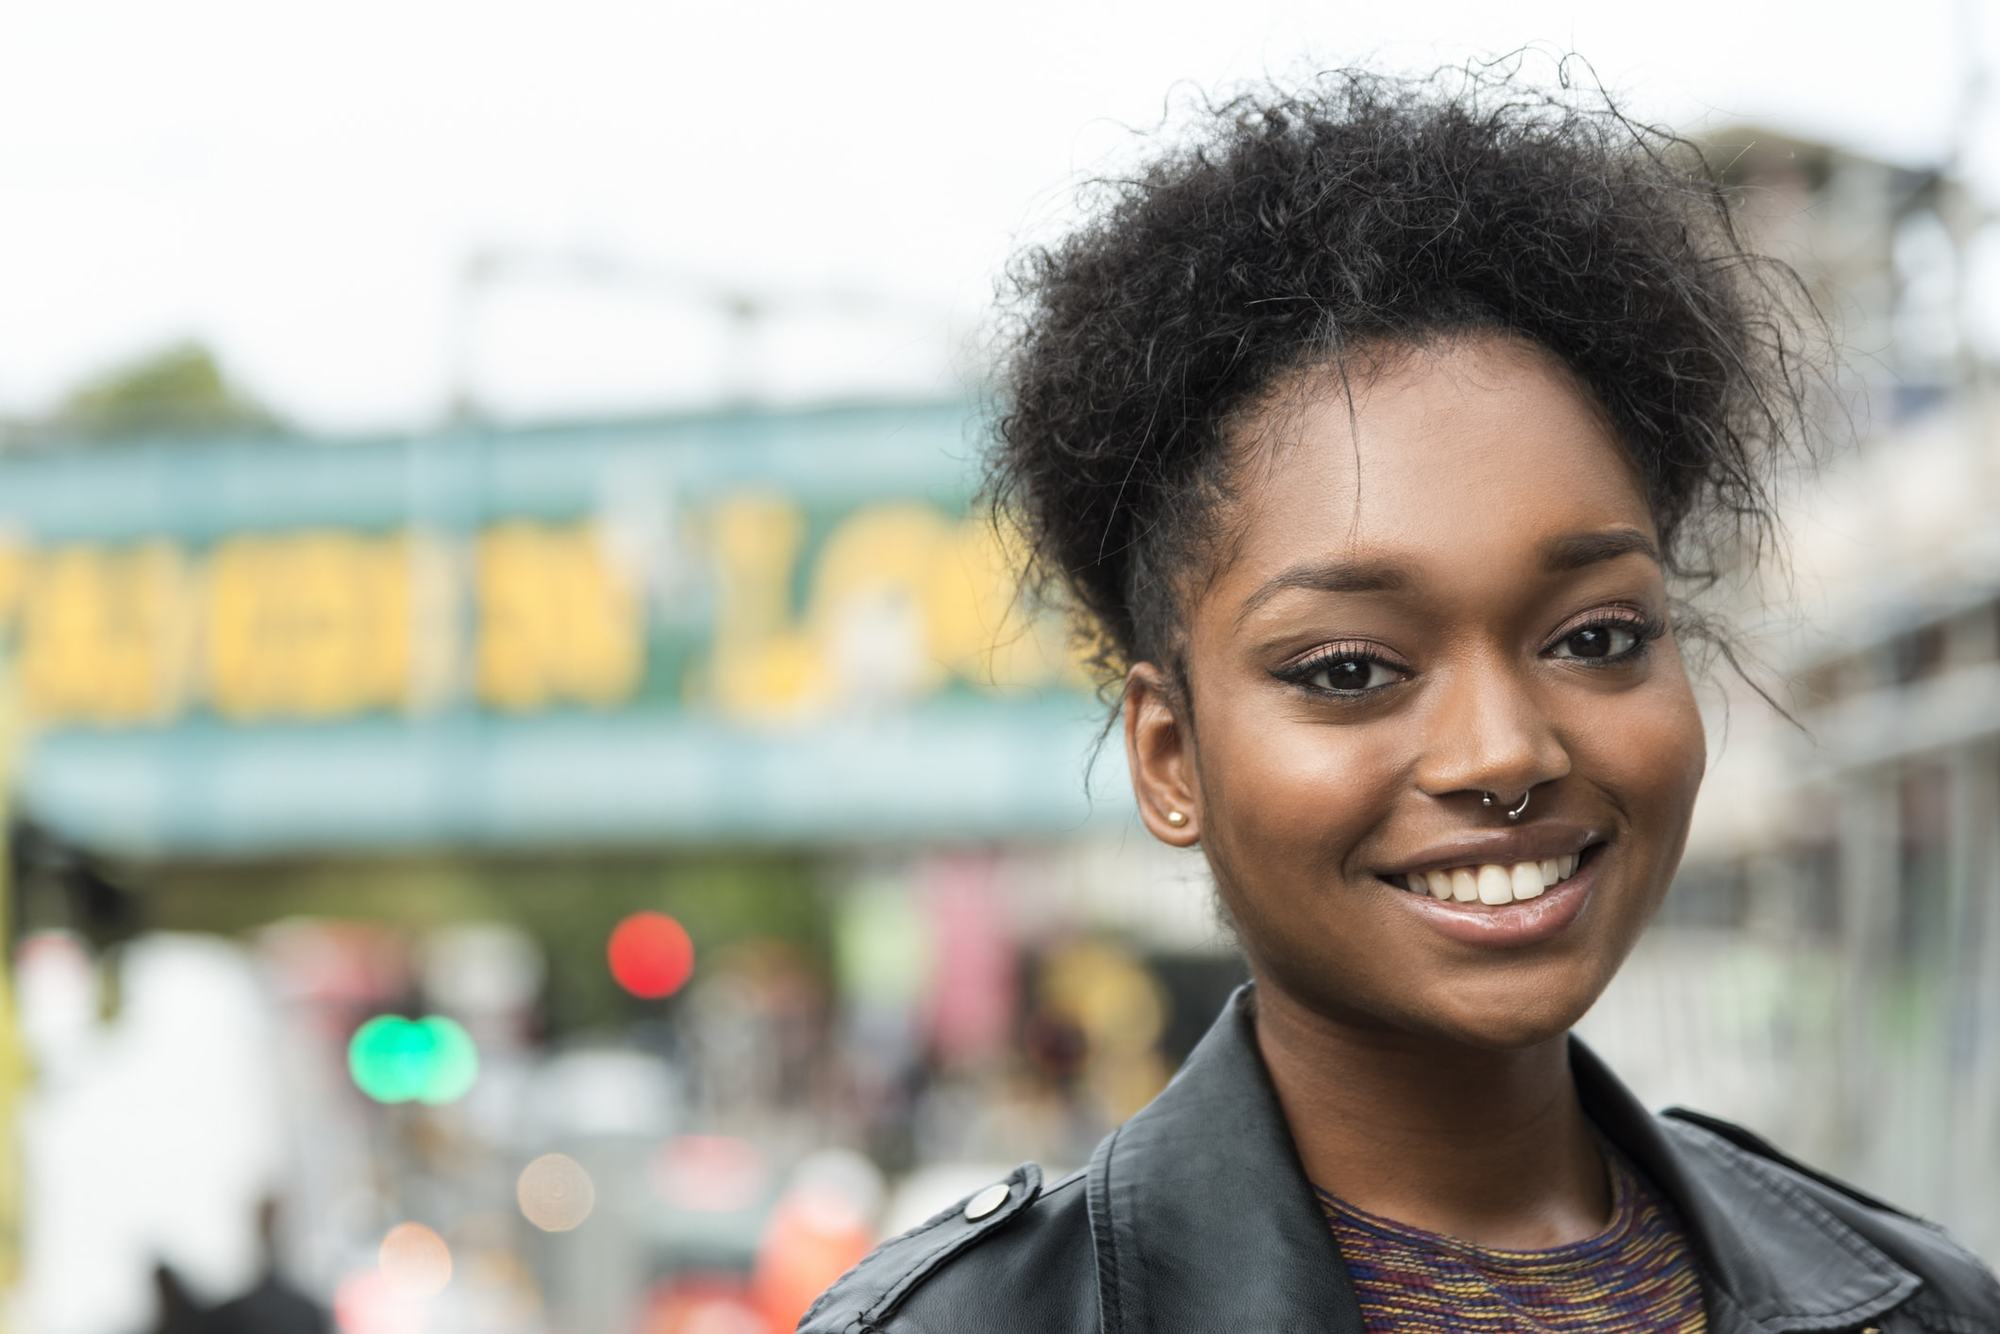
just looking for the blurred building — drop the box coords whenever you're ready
[3,402,1098,851]
[1577,126,2000,1261]
[0,400,1228,1334]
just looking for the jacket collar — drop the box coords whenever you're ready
[1086,985,1920,1334]
[1568,1038,1920,1331]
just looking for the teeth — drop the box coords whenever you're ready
[1388,848,1590,904]
[1511,861,1545,900]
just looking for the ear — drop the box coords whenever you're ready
[1124,661,1201,846]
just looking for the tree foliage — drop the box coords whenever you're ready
[47,340,284,443]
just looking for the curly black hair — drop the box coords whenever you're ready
[987,63,1818,703]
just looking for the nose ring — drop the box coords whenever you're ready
[1481,789,1531,821]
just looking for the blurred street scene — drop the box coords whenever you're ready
[0,393,1242,1331]
[1576,127,2000,1266]
[3,4,1999,1330]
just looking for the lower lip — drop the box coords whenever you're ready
[1382,845,1604,948]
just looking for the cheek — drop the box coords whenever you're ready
[1632,672,1705,801]
[1196,692,1402,882]
[1575,663,1707,865]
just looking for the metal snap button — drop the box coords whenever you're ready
[963,1183,1010,1221]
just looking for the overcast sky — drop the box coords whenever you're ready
[5,0,1997,431]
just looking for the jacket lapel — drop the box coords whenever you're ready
[1570,1039,1921,1333]
[1087,985,1921,1334]
[1086,986,1366,1334]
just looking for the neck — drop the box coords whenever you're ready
[1253,981,1611,1250]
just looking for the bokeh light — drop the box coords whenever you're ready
[348,1014,480,1105]
[348,1015,430,1103]
[333,1269,424,1334]
[651,1134,769,1212]
[642,1279,769,1334]
[378,1221,453,1298]
[752,1148,882,1331]
[413,1017,480,1105]
[517,1152,596,1232]
[607,912,695,999]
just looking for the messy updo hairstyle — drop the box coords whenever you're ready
[987,62,1819,706]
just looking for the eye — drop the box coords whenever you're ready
[1289,652,1406,695]
[1550,621,1642,661]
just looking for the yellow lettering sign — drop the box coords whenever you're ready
[205,531,412,720]
[475,523,641,711]
[2,498,1080,730]
[18,542,189,725]
[702,497,1079,723]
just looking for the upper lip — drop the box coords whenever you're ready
[1373,823,1605,879]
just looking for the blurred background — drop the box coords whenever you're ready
[3,1,1999,1330]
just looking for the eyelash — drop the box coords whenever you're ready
[1273,610,1667,700]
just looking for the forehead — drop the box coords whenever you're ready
[1215,334,1656,604]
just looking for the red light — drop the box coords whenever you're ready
[609,912,695,998]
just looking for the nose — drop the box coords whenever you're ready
[1413,656,1571,809]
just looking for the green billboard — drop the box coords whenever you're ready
[2,402,1120,855]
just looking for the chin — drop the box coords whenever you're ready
[1414,980,1601,1052]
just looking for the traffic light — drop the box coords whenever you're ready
[347,1014,479,1105]
[607,911,695,999]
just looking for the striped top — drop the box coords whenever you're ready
[1314,1146,1707,1333]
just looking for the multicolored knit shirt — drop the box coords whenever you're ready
[1314,1147,1708,1333]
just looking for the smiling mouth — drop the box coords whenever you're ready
[1379,842,1607,907]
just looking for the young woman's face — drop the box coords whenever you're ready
[1126,333,1707,1050]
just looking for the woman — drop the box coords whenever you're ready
[802,69,2000,1332]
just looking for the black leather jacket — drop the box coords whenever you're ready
[802,987,2000,1333]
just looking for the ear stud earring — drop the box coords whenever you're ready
[1165,810,1189,827]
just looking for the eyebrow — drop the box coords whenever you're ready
[1234,527,1661,627]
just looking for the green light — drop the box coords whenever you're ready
[349,1015,431,1103]
[348,1014,480,1105]
[415,1016,479,1105]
